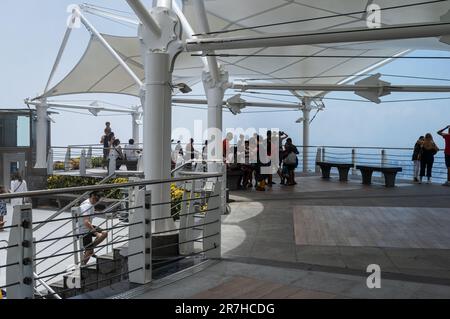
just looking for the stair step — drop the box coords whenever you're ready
[96,252,120,275]
[79,263,99,292]
[48,279,78,299]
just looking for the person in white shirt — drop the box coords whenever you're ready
[78,192,107,265]
[124,139,139,161]
[174,140,183,156]
[10,173,28,207]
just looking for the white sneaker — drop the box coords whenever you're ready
[442,181,450,187]
[427,178,432,184]
[418,177,422,184]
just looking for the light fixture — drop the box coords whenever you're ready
[88,108,100,116]
[173,83,192,94]
[226,94,246,115]
[296,117,304,123]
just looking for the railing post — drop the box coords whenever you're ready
[204,178,222,259]
[47,149,54,175]
[64,147,71,171]
[108,154,116,175]
[80,149,86,176]
[6,204,34,299]
[71,207,81,267]
[86,146,93,169]
[322,147,326,162]
[315,148,322,173]
[351,148,357,175]
[381,149,387,167]
[128,189,152,284]
[137,154,143,172]
[221,163,227,215]
[179,181,195,255]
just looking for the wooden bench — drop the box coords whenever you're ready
[355,165,402,188]
[110,159,138,171]
[316,161,354,182]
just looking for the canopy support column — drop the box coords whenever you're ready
[132,111,140,144]
[203,69,229,171]
[34,101,48,169]
[129,0,183,234]
[193,0,230,171]
[142,52,174,232]
[302,102,311,173]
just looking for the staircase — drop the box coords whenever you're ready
[42,241,202,299]
[45,245,128,299]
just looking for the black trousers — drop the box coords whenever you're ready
[420,156,434,178]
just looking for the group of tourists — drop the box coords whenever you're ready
[100,122,140,171]
[226,131,300,191]
[412,125,450,186]
[172,131,300,191]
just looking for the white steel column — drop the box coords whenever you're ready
[132,112,140,144]
[193,0,230,171]
[156,0,172,9]
[302,106,311,173]
[143,52,174,232]
[128,0,183,233]
[203,70,229,168]
[35,101,48,169]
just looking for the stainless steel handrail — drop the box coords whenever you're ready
[0,174,222,200]
[33,173,116,232]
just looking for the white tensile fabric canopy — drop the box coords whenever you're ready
[39,0,450,99]
[40,34,204,98]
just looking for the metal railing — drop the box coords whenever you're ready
[0,171,224,299]
[48,145,144,176]
[294,145,448,183]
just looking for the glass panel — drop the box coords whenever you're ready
[16,116,30,147]
[10,161,18,175]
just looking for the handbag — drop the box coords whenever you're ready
[12,181,31,205]
[283,152,297,165]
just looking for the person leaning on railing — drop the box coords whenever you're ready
[437,125,450,186]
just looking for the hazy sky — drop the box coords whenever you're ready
[1,0,450,151]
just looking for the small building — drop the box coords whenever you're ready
[0,108,51,190]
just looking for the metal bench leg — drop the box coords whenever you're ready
[383,172,397,187]
[320,166,331,179]
[337,167,350,182]
[360,169,373,185]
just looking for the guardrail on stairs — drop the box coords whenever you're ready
[0,172,224,299]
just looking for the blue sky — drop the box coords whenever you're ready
[1,0,449,150]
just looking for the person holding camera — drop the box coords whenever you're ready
[437,125,450,186]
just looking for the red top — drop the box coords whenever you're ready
[444,134,450,155]
[223,139,229,158]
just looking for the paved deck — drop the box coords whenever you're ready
[2,174,450,298]
[134,175,450,299]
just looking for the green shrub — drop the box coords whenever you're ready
[47,175,129,199]
[91,157,104,168]
[53,161,65,170]
[47,176,192,216]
